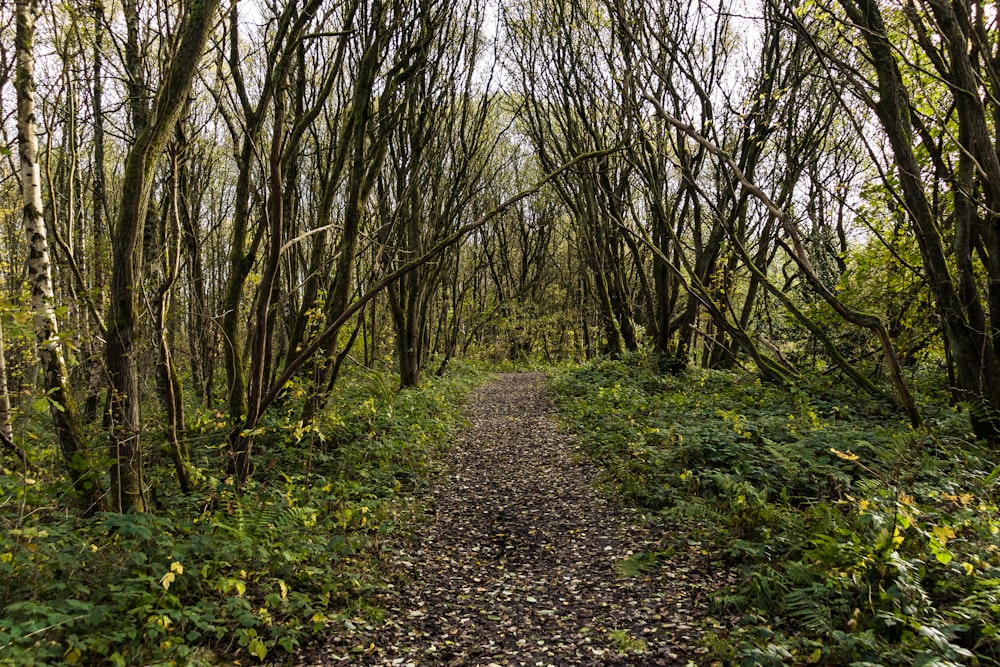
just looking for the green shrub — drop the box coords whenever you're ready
[0,361,480,665]
[548,355,1000,665]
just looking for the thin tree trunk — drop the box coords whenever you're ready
[0,316,32,471]
[235,94,286,485]
[16,0,101,511]
[85,0,107,423]
[0,317,13,447]
[156,146,192,493]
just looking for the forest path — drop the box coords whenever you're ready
[302,373,718,666]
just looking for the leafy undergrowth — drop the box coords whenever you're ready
[548,354,1000,666]
[0,362,480,666]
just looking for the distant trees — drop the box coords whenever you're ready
[504,0,937,425]
[506,0,641,358]
[378,2,503,388]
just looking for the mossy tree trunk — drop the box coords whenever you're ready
[106,0,220,512]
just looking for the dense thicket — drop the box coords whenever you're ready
[0,0,995,497]
[1,0,999,662]
[549,356,998,664]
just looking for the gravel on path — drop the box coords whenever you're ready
[298,373,722,666]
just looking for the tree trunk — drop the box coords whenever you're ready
[85,0,107,423]
[0,316,31,471]
[107,0,220,512]
[16,0,101,511]
[835,0,997,434]
[155,144,192,493]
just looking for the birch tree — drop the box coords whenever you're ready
[15,0,100,510]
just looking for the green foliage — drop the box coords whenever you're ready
[548,354,1000,665]
[606,628,648,655]
[0,361,480,666]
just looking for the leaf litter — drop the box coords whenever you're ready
[295,373,727,666]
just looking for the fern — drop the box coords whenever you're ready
[741,566,789,612]
[660,499,726,529]
[783,560,821,587]
[961,400,1000,441]
[784,584,833,635]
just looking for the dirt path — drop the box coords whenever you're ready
[302,373,718,666]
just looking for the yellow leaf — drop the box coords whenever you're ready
[932,525,956,545]
[962,562,975,575]
[279,580,288,601]
[64,647,82,664]
[830,448,858,461]
[151,615,172,629]
[170,561,184,575]
[160,571,175,591]
[898,492,914,506]
[807,648,823,663]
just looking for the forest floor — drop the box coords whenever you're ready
[295,373,726,666]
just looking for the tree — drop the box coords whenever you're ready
[619,0,919,419]
[106,0,221,512]
[15,0,101,510]
[789,0,1000,438]
[506,0,641,357]
[380,0,501,387]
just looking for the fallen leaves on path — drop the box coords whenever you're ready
[297,373,726,666]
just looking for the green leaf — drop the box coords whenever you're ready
[934,549,953,565]
[248,636,267,660]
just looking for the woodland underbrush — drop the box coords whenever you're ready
[0,361,479,666]
[549,354,1000,666]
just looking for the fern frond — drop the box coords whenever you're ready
[784,584,833,635]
